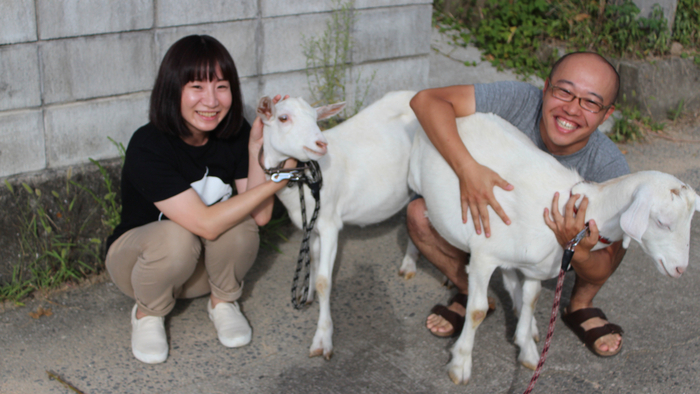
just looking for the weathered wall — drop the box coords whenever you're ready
[0,0,432,179]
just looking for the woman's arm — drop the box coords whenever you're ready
[154,172,290,240]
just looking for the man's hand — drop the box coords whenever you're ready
[543,192,598,264]
[458,161,513,237]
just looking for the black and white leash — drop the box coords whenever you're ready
[523,224,590,394]
[261,148,323,309]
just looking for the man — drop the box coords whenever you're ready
[407,52,628,356]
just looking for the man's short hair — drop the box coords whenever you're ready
[548,51,620,105]
[149,35,243,140]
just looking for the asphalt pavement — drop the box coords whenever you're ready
[2,28,700,394]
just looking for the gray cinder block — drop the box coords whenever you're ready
[40,32,155,105]
[36,0,153,40]
[44,93,150,167]
[240,76,260,123]
[155,0,257,27]
[631,0,677,31]
[353,5,432,64]
[260,70,313,104]
[155,20,258,79]
[351,56,429,110]
[262,13,331,75]
[261,0,335,17]
[0,0,37,45]
[616,57,700,121]
[0,44,41,111]
[355,0,432,9]
[0,110,46,177]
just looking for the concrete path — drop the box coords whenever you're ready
[2,28,700,394]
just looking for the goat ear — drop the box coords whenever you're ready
[257,96,274,120]
[316,102,346,120]
[620,185,653,244]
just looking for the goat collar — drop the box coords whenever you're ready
[569,185,613,245]
[257,145,314,178]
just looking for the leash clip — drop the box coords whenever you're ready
[565,224,590,252]
[271,171,301,182]
[561,224,590,272]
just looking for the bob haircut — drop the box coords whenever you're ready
[149,35,243,140]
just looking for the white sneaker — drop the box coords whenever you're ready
[131,304,168,364]
[207,300,252,348]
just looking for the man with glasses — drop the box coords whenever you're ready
[408,52,628,357]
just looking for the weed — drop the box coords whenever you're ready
[610,95,665,142]
[259,212,291,253]
[434,0,673,80]
[668,99,686,122]
[673,0,700,48]
[302,0,375,123]
[1,172,103,302]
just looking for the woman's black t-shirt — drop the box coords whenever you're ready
[106,120,251,250]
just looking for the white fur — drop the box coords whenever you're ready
[258,91,421,359]
[408,112,700,384]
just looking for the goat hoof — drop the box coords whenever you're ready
[521,360,537,371]
[309,348,323,358]
[323,350,333,360]
[448,370,469,385]
[399,270,415,279]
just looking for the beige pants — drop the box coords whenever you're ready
[105,217,259,317]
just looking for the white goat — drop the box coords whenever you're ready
[257,91,420,359]
[408,112,700,384]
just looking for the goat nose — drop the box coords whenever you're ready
[316,141,327,149]
[676,266,686,276]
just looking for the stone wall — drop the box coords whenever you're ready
[0,0,432,179]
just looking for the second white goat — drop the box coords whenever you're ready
[408,112,699,384]
[257,91,420,359]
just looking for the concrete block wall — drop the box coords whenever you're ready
[0,0,432,179]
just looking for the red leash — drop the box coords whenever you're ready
[522,267,566,394]
[523,224,590,393]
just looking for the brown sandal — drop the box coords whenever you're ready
[562,307,623,357]
[428,293,496,338]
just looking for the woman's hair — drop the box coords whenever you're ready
[149,35,243,139]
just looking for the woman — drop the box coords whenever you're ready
[105,35,293,364]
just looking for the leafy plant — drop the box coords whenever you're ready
[259,212,290,253]
[668,99,686,122]
[302,0,375,125]
[1,173,103,302]
[609,94,665,142]
[673,0,700,48]
[434,0,673,80]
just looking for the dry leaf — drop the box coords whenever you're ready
[574,13,590,22]
[28,306,52,319]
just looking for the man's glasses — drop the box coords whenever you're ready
[549,85,611,114]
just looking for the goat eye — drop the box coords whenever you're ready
[278,115,288,122]
[657,220,670,230]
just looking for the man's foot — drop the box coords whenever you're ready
[562,307,623,357]
[426,293,495,337]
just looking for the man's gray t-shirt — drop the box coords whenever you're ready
[474,81,630,183]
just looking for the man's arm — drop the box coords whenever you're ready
[410,85,513,237]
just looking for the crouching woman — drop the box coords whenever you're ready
[105,35,293,364]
